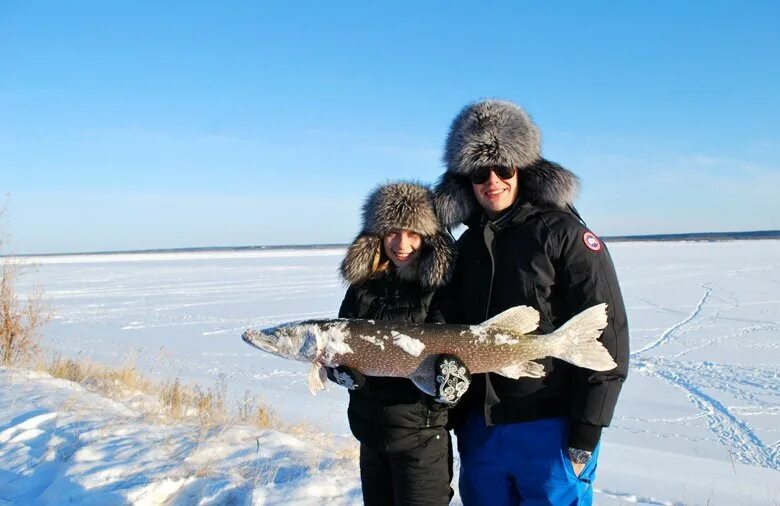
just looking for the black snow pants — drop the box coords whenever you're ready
[359,426,453,506]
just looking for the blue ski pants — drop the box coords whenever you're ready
[456,412,600,506]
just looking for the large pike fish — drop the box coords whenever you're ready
[242,303,616,395]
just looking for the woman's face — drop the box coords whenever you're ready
[383,229,423,268]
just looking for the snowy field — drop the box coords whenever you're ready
[2,240,779,505]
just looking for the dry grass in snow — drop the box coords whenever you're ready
[40,355,284,433]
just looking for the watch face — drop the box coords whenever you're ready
[568,448,592,464]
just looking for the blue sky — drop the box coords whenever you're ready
[1,1,778,254]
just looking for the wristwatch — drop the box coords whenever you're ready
[568,447,592,465]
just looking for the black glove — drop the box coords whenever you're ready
[434,354,471,405]
[325,365,366,391]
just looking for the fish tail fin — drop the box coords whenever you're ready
[307,363,327,395]
[482,305,540,334]
[548,303,616,371]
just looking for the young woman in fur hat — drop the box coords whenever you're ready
[328,181,470,506]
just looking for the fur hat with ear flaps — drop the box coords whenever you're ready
[434,99,580,226]
[341,182,455,289]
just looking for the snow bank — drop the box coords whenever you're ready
[0,367,361,505]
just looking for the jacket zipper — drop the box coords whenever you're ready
[481,204,531,319]
[483,224,496,320]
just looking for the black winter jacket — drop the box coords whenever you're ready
[338,270,448,452]
[443,202,629,451]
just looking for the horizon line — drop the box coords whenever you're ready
[4,230,780,258]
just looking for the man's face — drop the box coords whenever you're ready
[471,167,519,218]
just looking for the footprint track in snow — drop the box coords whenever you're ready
[632,286,713,357]
[642,359,779,470]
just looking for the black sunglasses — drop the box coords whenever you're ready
[469,166,517,185]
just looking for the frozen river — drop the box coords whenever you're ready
[14,240,780,498]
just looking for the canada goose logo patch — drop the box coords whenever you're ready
[583,231,602,252]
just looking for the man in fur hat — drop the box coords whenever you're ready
[435,100,629,505]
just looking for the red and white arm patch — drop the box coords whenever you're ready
[582,231,602,252]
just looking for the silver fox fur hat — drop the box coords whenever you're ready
[434,99,580,226]
[341,181,455,289]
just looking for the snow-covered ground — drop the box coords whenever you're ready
[0,368,361,505]
[2,240,779,505]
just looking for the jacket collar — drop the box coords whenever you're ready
[478,201,540,233]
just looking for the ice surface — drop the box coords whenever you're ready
[5,240,780,504]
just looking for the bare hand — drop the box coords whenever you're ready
[570,459,585,477]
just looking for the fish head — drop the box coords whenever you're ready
[243,321,322,362]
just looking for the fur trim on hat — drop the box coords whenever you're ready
[362,181,440,237]
[340,235,381,286]
[519,158,579,209]
[434,158,580,226]
[341,181,455,288]
[444,99,541,176]
[417,231,456,288]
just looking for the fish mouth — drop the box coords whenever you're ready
[242,328,279,354]
[241,329,257,343]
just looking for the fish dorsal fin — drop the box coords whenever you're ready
[481,305,540,334]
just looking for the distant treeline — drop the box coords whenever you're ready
[8,231,780,258]
[602,230,780,243]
